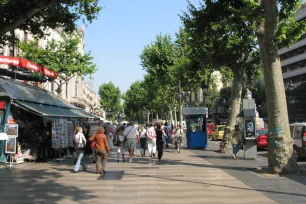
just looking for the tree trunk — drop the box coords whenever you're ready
[174,108,177,126]
[219,68,244,153]
[169,108,173,126]
[255,0,299,174]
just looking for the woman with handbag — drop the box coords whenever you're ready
[72,127,87,173]
[89,126,110,174]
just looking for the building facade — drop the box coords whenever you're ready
[279,4,306,87]
[0,28,104,117]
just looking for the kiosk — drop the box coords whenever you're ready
[183,107,208,149]
[237,99,257,159]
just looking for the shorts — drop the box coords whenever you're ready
[127,138,137,151]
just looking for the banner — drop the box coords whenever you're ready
[0,56,57,79]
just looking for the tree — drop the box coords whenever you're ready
[19,36,96,94]
[217,0,306,173]
[182,1,259,153]
[123,80,148,121]
[0,0,101,44]
[99,82,121,120]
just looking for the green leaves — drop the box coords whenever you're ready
[98,82,121,119]
[0,0,102,44]
[19,35,97,82]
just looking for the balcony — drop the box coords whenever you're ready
[279,38,306,56]
[283,66,306,79]
[297,5,306,21]
[281,52,306,67]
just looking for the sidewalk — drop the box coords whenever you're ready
[0,146,276,204]
[191,140,306,204]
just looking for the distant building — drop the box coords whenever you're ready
[0,27,104,117]
[279,4,306,87]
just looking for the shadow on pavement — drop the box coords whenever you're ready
[0,168,97,203]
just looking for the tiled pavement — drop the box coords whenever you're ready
[0,147,276,204]
[192,140,306,204]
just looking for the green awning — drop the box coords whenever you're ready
[13,100,99,119]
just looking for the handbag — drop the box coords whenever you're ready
[91,134,97,148]
[124,127,134,142]
[91,140,96,148]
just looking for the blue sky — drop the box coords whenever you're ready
[82,0,200,93]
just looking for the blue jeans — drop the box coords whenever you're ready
[74,150,87,172]
[232,144,240,156]
[164,136,169,145]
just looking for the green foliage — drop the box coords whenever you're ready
[0,0,101,44]
[19,36,96,84]
[123,81,148,119]
[98,82,121,119]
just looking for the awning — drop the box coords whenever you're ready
[0,78,99,120]
[13,100,98,119]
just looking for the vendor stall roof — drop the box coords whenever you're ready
[13,101,99,119]
[0,78,76,109]
[0,78,99,119]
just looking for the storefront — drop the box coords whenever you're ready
[0,78,99,164]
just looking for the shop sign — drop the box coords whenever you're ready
[0,56,57,79]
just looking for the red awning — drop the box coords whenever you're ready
[0,56,57,79]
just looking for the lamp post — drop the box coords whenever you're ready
[201,83,209,107]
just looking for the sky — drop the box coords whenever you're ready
[81,0,200,93]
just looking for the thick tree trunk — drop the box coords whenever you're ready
[219,68,244,153]
[255,0,299,174]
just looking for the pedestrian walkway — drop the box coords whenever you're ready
[0,148,276,204]
[192,140,306,204]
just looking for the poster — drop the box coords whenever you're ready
[5,124,18,137]
[52,119,68,148]
[5,137,16,153]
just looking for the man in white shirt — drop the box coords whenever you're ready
[123,122,139,162]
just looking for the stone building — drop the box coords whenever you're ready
[0,27,104,117]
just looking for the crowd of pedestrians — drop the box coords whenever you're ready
[71,121,184,174]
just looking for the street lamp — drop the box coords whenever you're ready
[201,83,209,107]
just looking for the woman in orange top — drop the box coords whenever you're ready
[89,126,110,174]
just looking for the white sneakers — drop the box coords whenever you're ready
[129,158,133,163]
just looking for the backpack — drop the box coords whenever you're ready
[74,132,85,149]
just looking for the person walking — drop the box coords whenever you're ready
[72,127,87,173]
[123,122,139,163]
[116,126,126,162]
[156,124,164,161]
[231,125,241,160]
[163,122,170,148]
[89,126,110,174]
[106,123,114,150]
[139,125,147,157]
[147,124,157,158]
[174,124,183,153]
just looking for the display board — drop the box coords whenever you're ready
[5,124,18,154]
[67,121,73,147]
[52,119,68,149]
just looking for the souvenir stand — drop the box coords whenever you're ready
[0,78,100,165]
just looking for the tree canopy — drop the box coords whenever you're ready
[98,82,121,120]
[19,36,96,93]
[0,0,101,44]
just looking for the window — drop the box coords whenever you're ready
[194,92,198,101]
[51,81,54,92]
[293,126,303,139]
[66,83,68,98]
[75,81,78,97]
